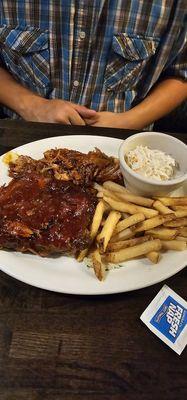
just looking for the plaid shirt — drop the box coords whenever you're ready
[0,0,186,119]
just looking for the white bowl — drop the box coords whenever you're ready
[119,132,187,196]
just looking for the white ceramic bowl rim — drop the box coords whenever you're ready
[119,132,187,186]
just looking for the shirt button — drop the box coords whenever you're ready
[79,31,86,39]
[73,80,79,87]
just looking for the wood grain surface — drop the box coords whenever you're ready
[0,120,186,400]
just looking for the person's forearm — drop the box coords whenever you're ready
[125,78,187,129]
[0,67,41,117]
[0,67,96,123]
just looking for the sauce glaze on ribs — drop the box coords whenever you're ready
[0,174,96,256]
[0,147,122,257]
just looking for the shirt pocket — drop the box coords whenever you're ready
[104,33,159,92]
[0,25,51,94]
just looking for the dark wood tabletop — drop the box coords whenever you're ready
[0,120,186,400]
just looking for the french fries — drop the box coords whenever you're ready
[156,197,187,206]
[77,248,89,262]
[145,227,178,240]
[176,236,187,242]
[114,213,145,234]
[112,191,154,208]
[90,200,106,240]
[164,217,187,228]
[103,196,158,218]
[153,200,173,215]
[110,228,135,242]
[171,206,187,211]
[178,227,187,237]
[107,236,151,251]
[103,181,129,194]
[77,200,106,261]
[161,240,187,251]
[80,182,187,281]
[146,251,160,264]
[105,239,162,263]
[103,181,154,207]
[174,210,187,218]
[134,214,174,233]
[97,210,121,252]
[95,185,121,201]
[91,249,105,281]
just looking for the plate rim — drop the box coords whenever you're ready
[0,256,186,295]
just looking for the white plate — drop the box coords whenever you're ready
[0,135,186,295]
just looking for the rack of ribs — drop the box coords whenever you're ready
[0,174,97,256]
[0,147,122,256]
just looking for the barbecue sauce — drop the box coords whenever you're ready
[0,174,97,256]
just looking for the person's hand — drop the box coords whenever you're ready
[21,97,97,125]
[84,111,131,129]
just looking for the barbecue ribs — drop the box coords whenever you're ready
[0,174,96,256]
[0,147,122,257]
[9,147,123,185]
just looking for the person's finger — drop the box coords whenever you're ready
[55,114,71,124]
[68,109,86,125]
[84,115,99,125]
[86,121,101,127]
[60,119,71,125]
[73,104,97,118]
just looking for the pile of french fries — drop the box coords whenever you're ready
[77,181,187,281]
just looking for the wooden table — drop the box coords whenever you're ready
[0,120,186,400]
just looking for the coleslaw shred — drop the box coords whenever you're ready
[126,145,177,181]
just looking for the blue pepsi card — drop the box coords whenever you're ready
[140,285,187,355]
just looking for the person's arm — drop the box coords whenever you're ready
[85,78,187,129]
[86,28,187,130]
[0,67,96,124]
